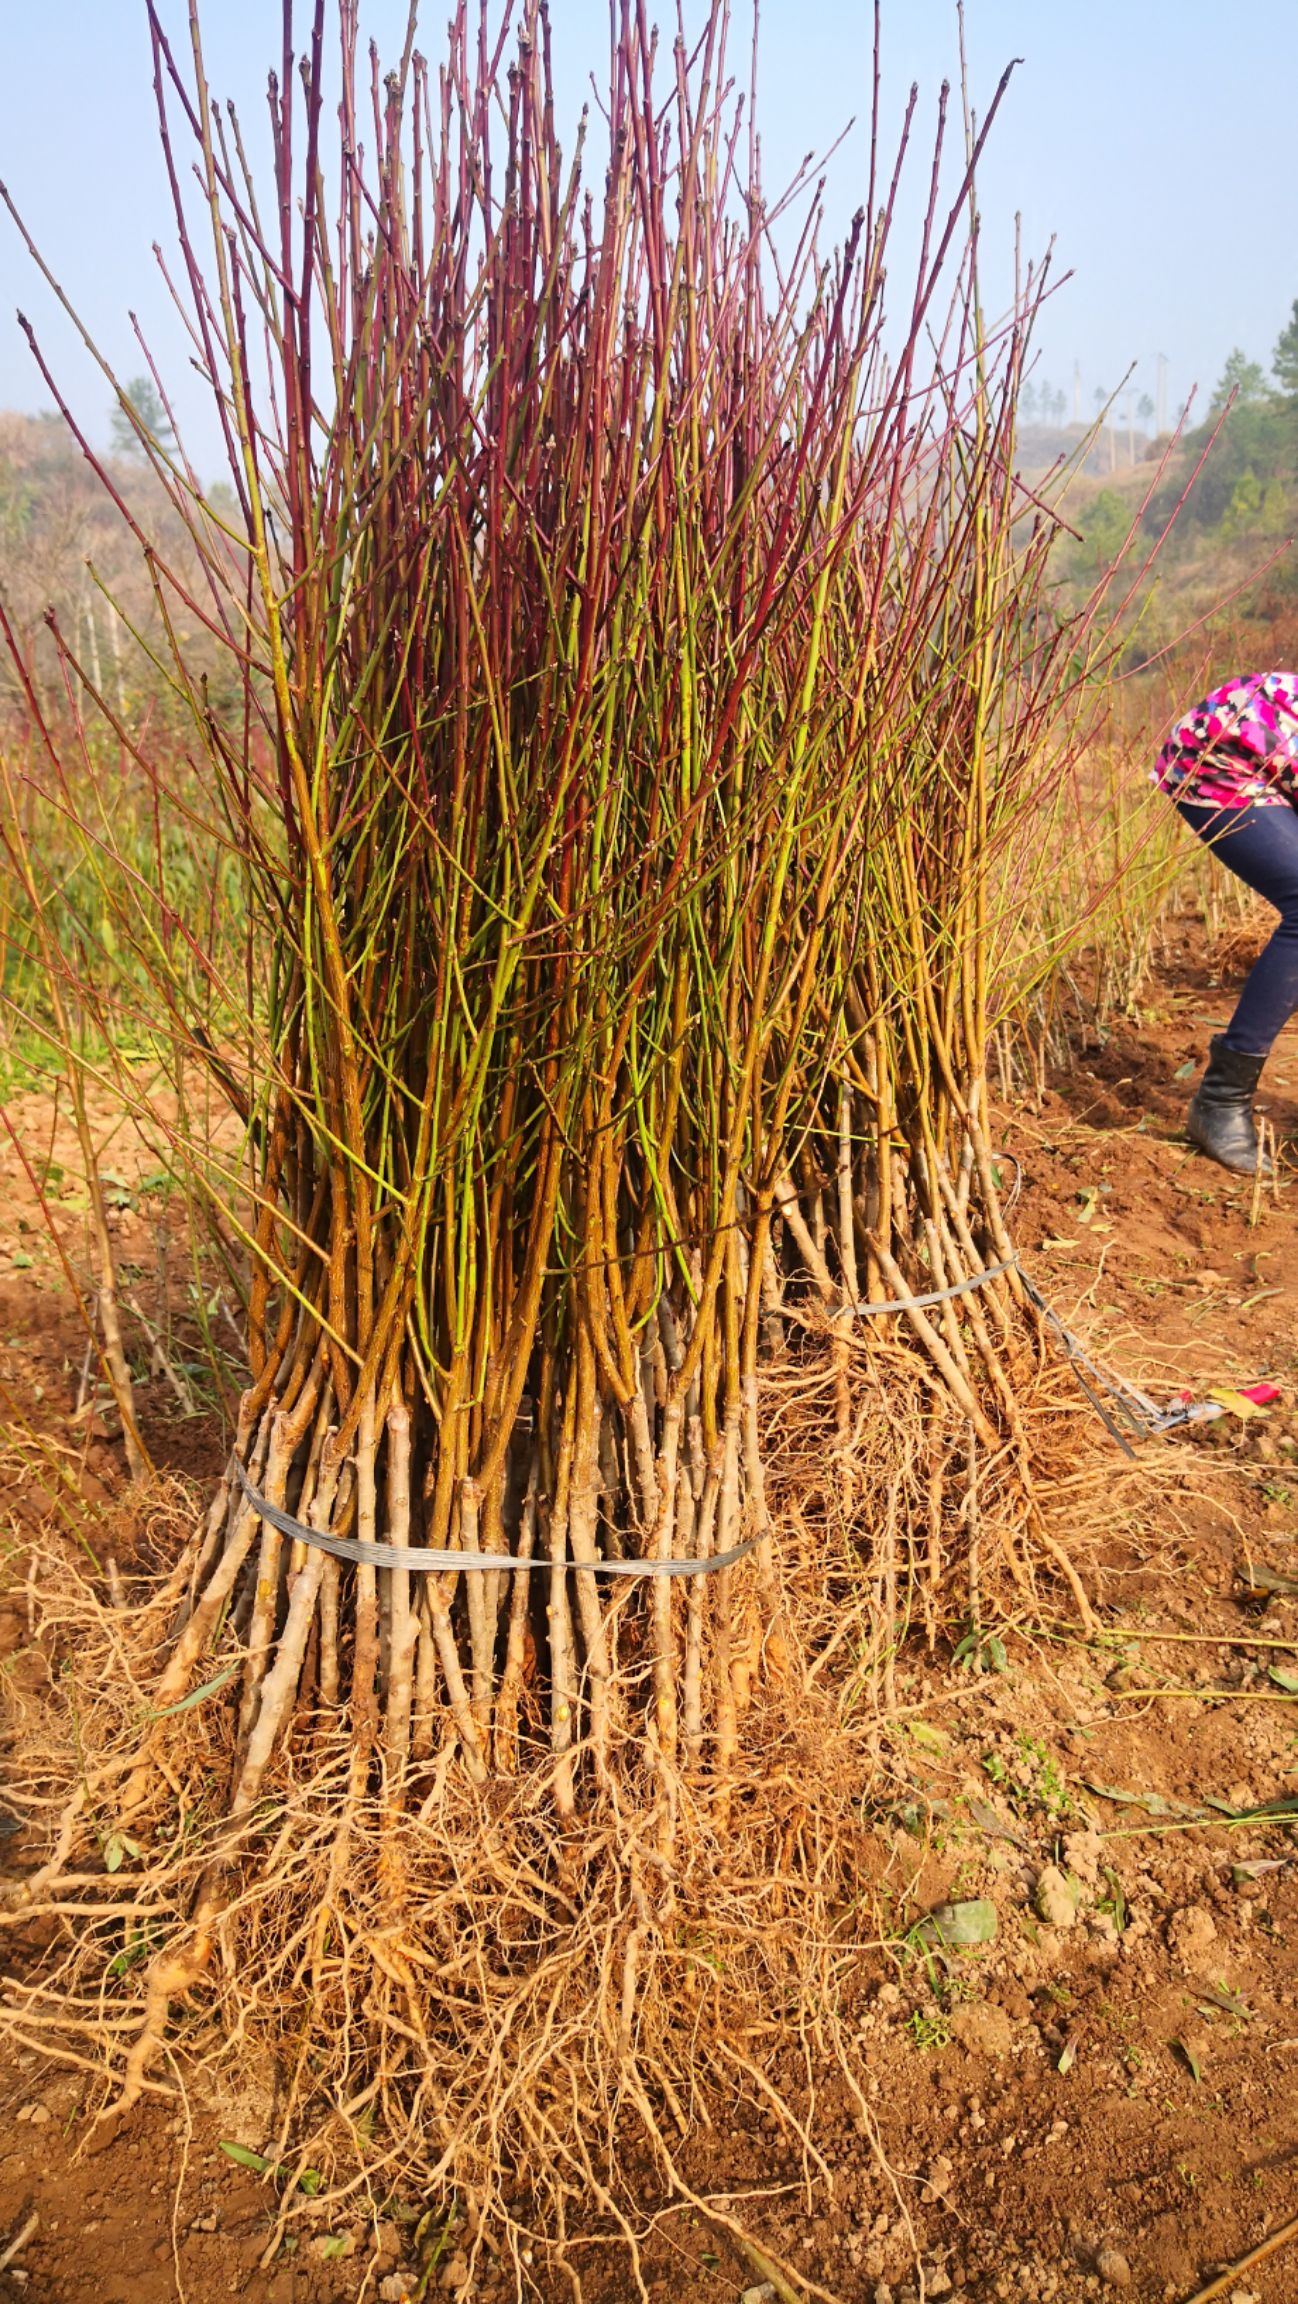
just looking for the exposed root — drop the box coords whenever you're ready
[113,1881,220,2120]
[0,1348,1111,2292]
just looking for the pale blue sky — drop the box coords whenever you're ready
[1,2,1293,467]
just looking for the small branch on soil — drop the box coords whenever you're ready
[1108,1686,1298,1703]
[1181,2206,1298,2303]
[699,2217,822,2304]
[0,2212,39,2276]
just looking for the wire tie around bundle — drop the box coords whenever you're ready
[850,1254,1018,1317]
[232,1460,761,1578]
[851,1249,1227,1454]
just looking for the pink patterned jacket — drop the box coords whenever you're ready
[1154,671,1298,809]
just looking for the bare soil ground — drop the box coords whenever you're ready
[4,922,1298,2304]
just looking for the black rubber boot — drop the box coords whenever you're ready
[1186,1035,1272,1175]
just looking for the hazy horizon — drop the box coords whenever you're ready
[0,1,1293,471]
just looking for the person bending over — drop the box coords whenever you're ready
[1156,669,1298,1175]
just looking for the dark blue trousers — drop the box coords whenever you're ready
[1178,800,1298,1056]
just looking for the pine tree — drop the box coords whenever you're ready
[1274,301,1298,400]
[1210,348,1267,415]
[108,376,174,460]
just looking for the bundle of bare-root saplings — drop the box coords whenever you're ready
[0,0,1126,2279]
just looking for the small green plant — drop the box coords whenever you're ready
[218,2141,323,2195]
[896,1898,996,2005]
[107,1923,162,1979]
[907,2009,951,2051]
[412,2201,464,2299]
[1095,1867,1127,1932]
[897,1924,949,2000]
[943,1972,982,2008]
[1023,1737,1071,1818]
[1096,1997,1135,2036]
[954,1627,1010,1675]
[981,1734,1071,1819]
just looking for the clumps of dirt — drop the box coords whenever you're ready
[15,1469,1297,2304]
[678,1635,1298,2304]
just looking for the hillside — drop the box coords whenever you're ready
[1014,390,1298,739]
[0,409,222,727]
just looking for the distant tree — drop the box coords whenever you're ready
[1209,348,1268,415]
[1020,379,1039,423]
[1137,393,1155,427]
[1083,486,1129,569]
[1220,467,1262,538]
[1050,385,1068,425]
[1274,300,1298,399]
[109,375,175,460]
[1261,477,1290,536]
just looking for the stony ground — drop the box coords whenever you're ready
[3,920,1298,2304]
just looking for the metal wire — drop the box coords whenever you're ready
[851,1254,1018,1318]
[232,1461,760,1579]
